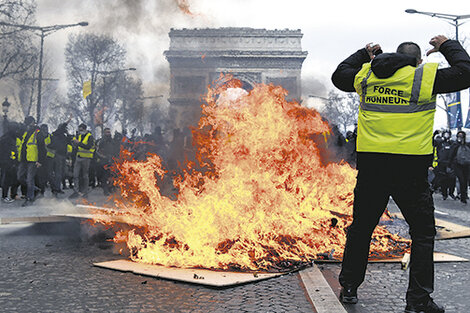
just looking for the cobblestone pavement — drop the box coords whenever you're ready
[0,221,314,313]
[318,193,470,313]
[1,190,469,312]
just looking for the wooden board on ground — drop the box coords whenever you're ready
[0,215,72,224]
[391,212,470,240]
[299,265,347,313]
[314,252,468,264]
[94,259,285,287]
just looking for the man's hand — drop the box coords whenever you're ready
[36,162,42,168]
[427,35,449,56]
[366,42,382,60]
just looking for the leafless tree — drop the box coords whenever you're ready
[0,0,37,81]
[322,90,359,134]
[65,33,127,134]
[115,75,144,134]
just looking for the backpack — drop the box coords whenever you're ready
[456,144,470,166]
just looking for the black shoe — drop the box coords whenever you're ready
[442,195,447,200]
[405,299,444,313]
[21,199,34,207]
[449,194,456,200]
[462,199,467,204]
[339,286,358,304]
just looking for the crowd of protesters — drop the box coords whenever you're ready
[430,129,470,204]
[0,116,192,207]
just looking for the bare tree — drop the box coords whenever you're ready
[115,75,144,133]
[322,90,359,134]
[0,0,37,81]
[65,33,126,134]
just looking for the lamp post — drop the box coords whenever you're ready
[96,67,136,113]
[406,9,470,129]
[95,67,136,135]
[405,9,470,42]
[0,21,89,123]
[2,97,11,134]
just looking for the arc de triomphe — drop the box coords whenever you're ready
[164,27,308,129]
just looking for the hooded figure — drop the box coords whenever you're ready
[450,130,470,203]
[331,35,470,312]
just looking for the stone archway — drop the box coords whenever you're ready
[164,27,308,129]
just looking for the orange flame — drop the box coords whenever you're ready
[94,78,409,272]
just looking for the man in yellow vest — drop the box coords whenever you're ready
[17,116,46,206]
[69,123,95,199]
[331,35,470,313]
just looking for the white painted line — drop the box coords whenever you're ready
[299,264,347,313]
[435,210,449,216]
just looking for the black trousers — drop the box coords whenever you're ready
[339,152,436,305]
[454,164,470,201]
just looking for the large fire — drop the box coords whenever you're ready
[93,78,410,272]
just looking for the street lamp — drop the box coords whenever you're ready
[0,21,89,123]
[2,97,10,119]
[405,9,470,41]
[406,9,470,129]
[2,97,11,134]
[96,67,137,110]
[94,67,136,134]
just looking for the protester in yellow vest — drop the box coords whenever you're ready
[69,123,95,199]
[17,116,46,206]
[331,35,470,313]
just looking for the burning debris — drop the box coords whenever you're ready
[93,78,410,272]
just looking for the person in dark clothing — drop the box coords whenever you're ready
[434,130,456,200]
[17,116,46,206]
[49,122,70,196]
[36,124,52,197]
[331,35,470,313]
[0,122,20,202]
[345,127,357,167]
[96,127,117,195]
[449,130,470,204]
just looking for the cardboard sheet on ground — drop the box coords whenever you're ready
[94,259,285,287]
[391,212,470,240]
[314,252,468,264]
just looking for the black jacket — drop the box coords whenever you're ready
[331,40,470,94]
[50,129,70,157]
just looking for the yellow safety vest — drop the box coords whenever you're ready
[354,62,439,155]
[45,134,55,158]
[77,132,94,158]
[15,138,21,162]
[432,146,438,167]
[18,130,39,162]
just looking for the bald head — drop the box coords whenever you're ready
[397,42,422,66]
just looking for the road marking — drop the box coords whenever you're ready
[299,264,347,313]
[435,210,449,216]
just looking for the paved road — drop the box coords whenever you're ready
[0,189,469,312]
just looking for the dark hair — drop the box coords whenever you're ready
[78,123,87,130]
[24,116,35,126]
[396,42,421,66]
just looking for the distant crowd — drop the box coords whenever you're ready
[430,129,470,204]
[0,116,193,206]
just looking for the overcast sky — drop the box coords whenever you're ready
[34,0,470,129]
